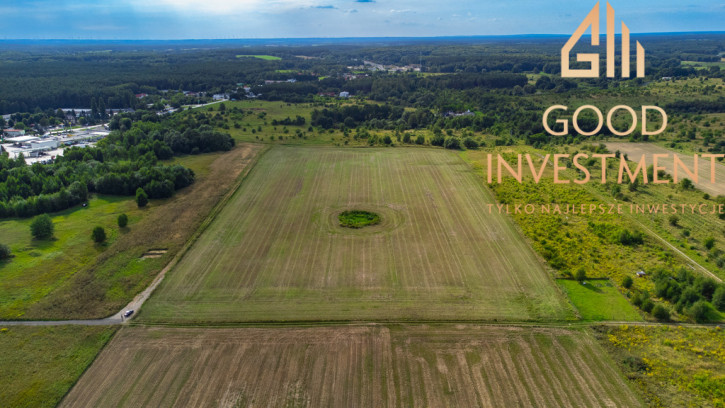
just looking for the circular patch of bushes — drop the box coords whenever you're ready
[339,210,381,229]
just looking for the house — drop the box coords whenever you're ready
[339,91,350,98]
[636,270,646,277]
[443,110,475,118]
[135,93,148,99]
[4,129,26,137]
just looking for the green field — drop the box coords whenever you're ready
[141,147,573,323]
[558,279,644,321]
[0,195,139,319]
[681,60,725,70]
[0,326,116,408]
[236,54,281,60]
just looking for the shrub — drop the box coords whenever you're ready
[463,137,479,149]
[713,286,725,311]
[30,214,54,240]
[618,229,644,246]
[431,134,445,147]
[339,210,380,229]
[415,135,425,145]
[669,215,679,226]
[402,133,411,143]
[575,268,587,282]
[117,214,128,228]
[688,301,714,323]
[622,276,633,289]
[444,137,462,150]
[0,244,11,260]
[652,304,670,321]
[91,226,106,243]
[704,237,715,250]
[136,188,149,208]
[641,298,655,313]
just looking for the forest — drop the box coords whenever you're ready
[0,112,235,218]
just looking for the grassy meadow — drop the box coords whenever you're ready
[0,145,262,320]
[596,325,725,408]
[0,325,116,408]
[0,196,139,319]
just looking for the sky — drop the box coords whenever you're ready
[0,0,723,39]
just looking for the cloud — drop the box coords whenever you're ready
[355,0,375,3]
[313,5,337,9]
[135,0,319,15]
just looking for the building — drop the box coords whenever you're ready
[339,91,350,98]
[4,129,26,137]
[30,139,60,151]
[2,135,60,160]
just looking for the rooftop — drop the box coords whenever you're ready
[6,135,40,143]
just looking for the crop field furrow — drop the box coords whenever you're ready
[534,334,589,408]
[61,325,642,407]
[425,155,470,285]
[552,336,613,408]
[423,164,465,286]
[278,151,326,289]
[516,335,561,407]
[508,339,549,407]
[394,157,434,290]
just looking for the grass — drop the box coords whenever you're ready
[596,325,725,408]
[0,325,116,408]
[0,145,262,320]
[338,210,380,229]
[236,54,281,60]
[141,146,573,324]
[558,279,644,321]
[0,195,139,319]
[681,60,725,70]
[60,325,643,408]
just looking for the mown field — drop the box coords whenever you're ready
[141,146,573,323]
[0,325,116,408]
[0,144,262,320]
[558,279,644,322]
[61,325,642,408]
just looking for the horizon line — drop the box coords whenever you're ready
[1,31,724,42]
